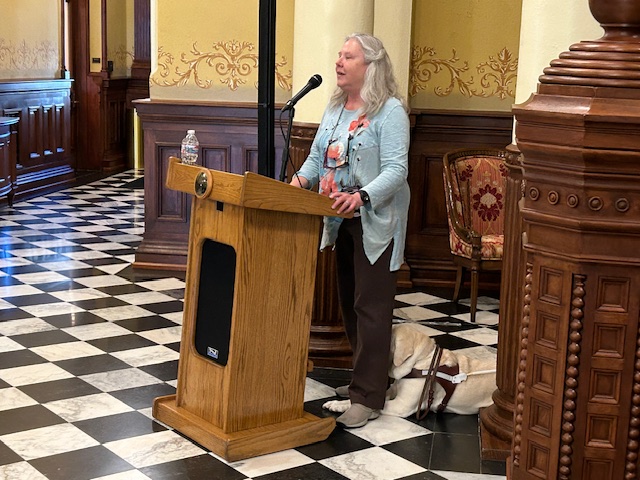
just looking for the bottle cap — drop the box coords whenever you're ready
[187,129,195,134]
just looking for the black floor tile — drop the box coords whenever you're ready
[96,284,153,296]
[70,297,129,310]
[0,405,65,435]
[55,354,132,376]
[255,462,349,480]
[4,293,65,307]
[297,426,374,460]
[139,360,179,381]
[44,311,108,328]
[73,411,167,443]
[142,301,186,315]
[87,334,156,352]
[0,349,48,369]
[19,377,102,403]
[109,383,177,409]
[429,334,480,351]
[34,280,88,292]
[29,445,133,480]
[421,412,480,435]
[0,308,34,321]
[483,459,507,475]
[114,316,179,332]
[382,435,433,470]
[10,329,79,348]
[0,441,22,466]
[140,454,248,480]
[429,432,481,473]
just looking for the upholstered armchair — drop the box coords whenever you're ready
[442,148,508,322]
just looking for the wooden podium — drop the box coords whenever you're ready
[153,157,348,461]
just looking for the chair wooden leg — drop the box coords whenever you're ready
[470,267,479,323]
[452,265,463,303]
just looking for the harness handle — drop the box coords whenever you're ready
[416,345,442,420]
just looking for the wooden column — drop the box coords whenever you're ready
[510,1,640,478]
[480,145,525,459]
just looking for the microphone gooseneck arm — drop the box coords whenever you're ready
[279,74,323,182]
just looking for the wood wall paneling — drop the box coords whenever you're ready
[0,117,19,205]
[0,80,75,203]
[406,110,513,288]
[133,100,286,270]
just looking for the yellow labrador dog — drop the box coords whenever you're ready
[323,323,496,417]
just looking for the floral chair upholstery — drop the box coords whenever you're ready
[442,148,508,322]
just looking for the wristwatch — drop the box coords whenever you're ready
[359,189,370,205]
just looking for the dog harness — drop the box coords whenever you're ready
[402,344,497,419]
[401,344,463,419]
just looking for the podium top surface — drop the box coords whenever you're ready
[165,156,352,219]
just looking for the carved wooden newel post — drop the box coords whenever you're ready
[510,1,640,479]
[480,146,524,459]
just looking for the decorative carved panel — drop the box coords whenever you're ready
[0,80,74,203]
[589,370,621,404]
[529,399,552,437]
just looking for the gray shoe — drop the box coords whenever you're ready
[336,403,380,428]
[335,385,349,398]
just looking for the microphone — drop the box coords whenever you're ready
[281,74,322,112]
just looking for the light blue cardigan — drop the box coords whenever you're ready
[296,97,410,271]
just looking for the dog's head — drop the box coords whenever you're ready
[389,323,458,380]
[389,323,437,380]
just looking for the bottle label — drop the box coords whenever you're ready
[181,141,199,165]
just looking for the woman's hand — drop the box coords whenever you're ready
[330,191,363,215]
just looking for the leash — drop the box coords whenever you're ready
[415,344,443,420]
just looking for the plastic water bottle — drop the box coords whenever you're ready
[181,129,199,165]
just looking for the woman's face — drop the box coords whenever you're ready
[335,38,368,96]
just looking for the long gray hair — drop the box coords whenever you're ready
[329,32,407,118]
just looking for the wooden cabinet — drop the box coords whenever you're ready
[0,116,18,206]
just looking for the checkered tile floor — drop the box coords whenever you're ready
[0,171,505,480]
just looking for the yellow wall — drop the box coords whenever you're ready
[90,0,135,76]
[0,0,60,79]
[149,0,521,112]
[410,0,522,112]
[0,0,521,112]
[150,0,295,103]
[89,0,102,73]
[108,0,134,77]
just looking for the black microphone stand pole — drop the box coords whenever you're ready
[279,107,295,182]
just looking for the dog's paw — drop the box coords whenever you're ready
[322,399,351,413]
[381,398,414,418]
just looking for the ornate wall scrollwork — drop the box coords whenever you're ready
[409,46,517,99]
[109,44,135,74]
[151,41,292,92]
[0,38,58,72]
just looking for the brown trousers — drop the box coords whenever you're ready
[335,217,397,409]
